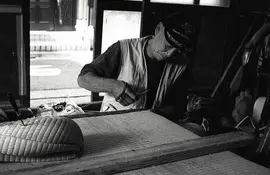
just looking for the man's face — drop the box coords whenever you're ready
[151,25,182,61]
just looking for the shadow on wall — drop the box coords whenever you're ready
[191,13,228,89]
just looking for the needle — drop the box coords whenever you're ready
[136,89,150,96]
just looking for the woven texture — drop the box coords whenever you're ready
[0,117,84,162]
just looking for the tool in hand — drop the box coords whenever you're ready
[136,89,150,97]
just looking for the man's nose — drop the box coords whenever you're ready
[166,48,178,57]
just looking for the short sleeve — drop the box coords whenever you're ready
[79,41,121,78]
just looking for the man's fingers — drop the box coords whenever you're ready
[119,93,135,106]
[126,92,136,101]
[123,94,135,106]
[119,94,128,106]
[115,81,136,106]
[125,95,135,105]
[124,85,136,100]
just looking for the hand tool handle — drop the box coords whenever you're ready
[7,92,20,114]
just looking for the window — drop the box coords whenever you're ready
[200,0,230,7]
[101,10,141,53]
[151,0,194,4]
[150,0,230,7]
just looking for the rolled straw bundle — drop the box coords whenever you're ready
[0,116,84,162]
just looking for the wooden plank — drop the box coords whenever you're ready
[68,108,148,119]
[118,151,270,175]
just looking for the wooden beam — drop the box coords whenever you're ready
[140,0,150,37]
[20,131,255,175]
[68,108,148,119]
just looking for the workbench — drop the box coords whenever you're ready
[0,110,269,174]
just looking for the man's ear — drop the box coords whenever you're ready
[154,22,164,35]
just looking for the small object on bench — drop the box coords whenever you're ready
[37,100,84,117]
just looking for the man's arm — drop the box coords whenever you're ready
[77,71,125,98]
[77,41,136,106]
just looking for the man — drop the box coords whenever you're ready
[77,12,201,122]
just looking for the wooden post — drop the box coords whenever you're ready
[140,0,150,37]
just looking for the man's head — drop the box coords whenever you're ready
[150,12,201,61]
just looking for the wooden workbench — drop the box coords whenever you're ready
[0,110,269,174]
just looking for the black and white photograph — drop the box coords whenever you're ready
[0,0,270,174]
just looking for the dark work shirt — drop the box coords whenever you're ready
[144,52,165,108]
[79,42,121,78]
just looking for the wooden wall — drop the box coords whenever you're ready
[0,0,30,107]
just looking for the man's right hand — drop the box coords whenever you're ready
[114,81,136,106]
[78,72,136,106]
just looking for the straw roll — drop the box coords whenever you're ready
[0,116,84,162]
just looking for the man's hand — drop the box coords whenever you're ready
[114,81,136,106]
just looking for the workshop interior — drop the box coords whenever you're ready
[0,0,270,174]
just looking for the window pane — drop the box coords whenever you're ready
[150,0,230,7]
[101,10,141,53]
[150,0,194,4]
[200,0,230,7]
